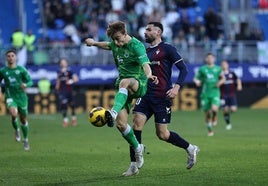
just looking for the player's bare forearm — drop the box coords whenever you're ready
[67,74,79,85]
[237,79,242,91]
[217,74,226,87]
[193,78,201,87]
[84,38,110,50]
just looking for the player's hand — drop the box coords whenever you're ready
[20,83,27,90]
[66,79,74,85]
[148,75,158,84]
[166,87,179,99]
[195,80,201,87]
[85,38,95,47]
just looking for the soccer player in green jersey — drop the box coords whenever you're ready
[193,53,225,136]
[0,50,33,150]
[85,21,158,170]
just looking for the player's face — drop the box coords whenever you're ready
[144,24,160,43]
[205,55,215,65]
[6,52,17,65]
[221,61,229,71]
[112,32,127,47]
[60,59,68,68]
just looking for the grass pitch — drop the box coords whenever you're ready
[0,108,267,186]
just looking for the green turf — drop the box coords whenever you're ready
[0,108,267,186]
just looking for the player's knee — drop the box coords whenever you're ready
[156,130,169,141]
[133,116,145,130]
[231,107,237,112]
[119,79,130,88]
[9,108,18,117]
[116,121,126,132]
[20,115,27,125]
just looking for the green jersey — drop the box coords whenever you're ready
[108,37,150,83]
[195,65,222,97]
[0,65,33,99]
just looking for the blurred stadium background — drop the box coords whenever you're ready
[0,0,267,115]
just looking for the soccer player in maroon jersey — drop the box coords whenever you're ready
[123,22,199,176]
[220,60,242,130]
[55,58,79,127]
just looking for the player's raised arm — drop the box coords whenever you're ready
[142,63,158,84]
[84,38,110,50]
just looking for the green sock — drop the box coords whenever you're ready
[21,122,29,140]
[207,122,212,132]
[12,118,19,131]
[112,88,128,113]
[122,125,139,149]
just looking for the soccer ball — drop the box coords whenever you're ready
[88,107,107,127]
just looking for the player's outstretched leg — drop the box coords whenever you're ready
[105,88,129,127]
[105,110,116,127]
[123,130,142,176]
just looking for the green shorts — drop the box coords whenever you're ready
[115,78,148,113]
[200,96,220,111]
[5,94,28,116]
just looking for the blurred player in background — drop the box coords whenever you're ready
[55,58,79,127]
[85,21,158,171]
[220,60,242,130]
[123,22,199,176]
[0,50,33,150]
[193,53,225,136]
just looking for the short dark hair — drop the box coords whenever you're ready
[148,22,163,33]
[206,52,214,57]
[5,49,16,56]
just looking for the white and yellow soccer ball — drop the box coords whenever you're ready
[88,107,107,127]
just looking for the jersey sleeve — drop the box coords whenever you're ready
[133,42,150,65]
[195,67,203,80]
[232,71,238,80]
[21,67,33,87]
[167,44,183,64]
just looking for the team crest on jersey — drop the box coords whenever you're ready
[156,49,160,55]
[124,52,129,58]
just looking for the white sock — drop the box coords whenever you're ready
[64,117,68,122]
[130,162,136,167]
[134,144,142,152]
[187,144,194,152]
[110,109,118,119]
[122,124,131,136]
